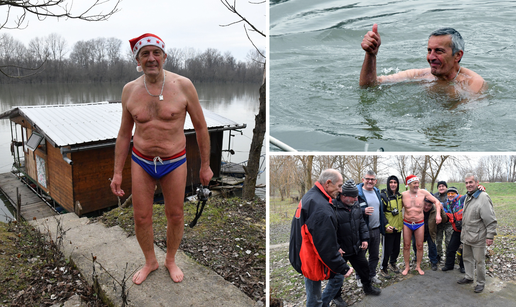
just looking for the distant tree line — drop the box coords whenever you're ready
[0,33,264,84]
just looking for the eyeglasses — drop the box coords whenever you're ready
[447,192,457,196]
[364,178,376,181]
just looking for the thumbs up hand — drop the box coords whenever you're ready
[361,23,381,55]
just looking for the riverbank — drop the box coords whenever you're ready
[1,196,265,306]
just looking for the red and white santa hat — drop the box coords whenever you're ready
[405,174,419,185]
[129,33,166,72]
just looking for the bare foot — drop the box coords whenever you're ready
[165,261,184,283]
[402,267,410,276]
[416,267,425,275]
[132,262,159,285]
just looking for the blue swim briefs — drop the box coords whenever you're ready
[131,146,186,179]
[403,219,424,231]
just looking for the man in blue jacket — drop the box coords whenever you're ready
[289,169,354,307]
[356,170,386,287]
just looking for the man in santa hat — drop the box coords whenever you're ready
[110,33,213,285]
[400,175,442,276]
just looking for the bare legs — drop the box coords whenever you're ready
[131,160,160,284]
[160,162,187,282]
[131,160,187,284]
[402,224,425,275]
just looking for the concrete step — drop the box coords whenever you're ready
[30,213,258,307]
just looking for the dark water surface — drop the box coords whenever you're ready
[270,0,516,151]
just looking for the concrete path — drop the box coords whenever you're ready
[355,267,516,307]
[31,213,259,307]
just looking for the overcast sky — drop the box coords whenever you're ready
[2,0,266,62]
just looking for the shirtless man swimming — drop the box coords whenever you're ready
[401,175,442,275]
[110,33,213,285]
[360,24,486,93]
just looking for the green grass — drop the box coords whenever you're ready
[269,197,298,225]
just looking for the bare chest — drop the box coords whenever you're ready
[128,89,187,124]
[402,192,424,210]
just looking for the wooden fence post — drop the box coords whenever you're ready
[16,187,21,221]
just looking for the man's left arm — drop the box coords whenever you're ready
[482,195,497,246]
[184,78,213,186]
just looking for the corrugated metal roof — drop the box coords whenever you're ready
[1,102,244,148]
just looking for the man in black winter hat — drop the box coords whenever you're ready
[331,180,381,307]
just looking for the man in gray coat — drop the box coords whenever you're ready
[458,173,497,293]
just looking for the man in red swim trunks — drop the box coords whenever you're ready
[110,33,213,285]
[401,175,442,275]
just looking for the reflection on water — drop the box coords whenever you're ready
[270,0,516,151]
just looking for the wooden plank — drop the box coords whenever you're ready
[0,172,57,220]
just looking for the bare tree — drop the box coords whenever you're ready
[295,155,313,197]
[46,33,67,61]
[426,155,450,192]
[221,0,266,200]
[0,0,121,77]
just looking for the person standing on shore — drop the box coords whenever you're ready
[110,33,213,285]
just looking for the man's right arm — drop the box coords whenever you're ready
[310,214,350,275]
[110,84,135,197]
[359,24,426,87]
[359,24,381,87]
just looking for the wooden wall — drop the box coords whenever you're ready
[185,131,222,188]
[47,144,73,211]
[71,146,132,215]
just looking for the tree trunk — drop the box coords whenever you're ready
[242,73,266,200]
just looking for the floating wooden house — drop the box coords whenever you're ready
[0,102,245,216]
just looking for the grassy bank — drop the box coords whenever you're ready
[0,220,105,306]
[270,182,516,306]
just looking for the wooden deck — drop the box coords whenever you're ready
[0,172,57,221]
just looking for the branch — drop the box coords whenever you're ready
[0,0,121,31]
[220,0,265,37]
[0,59,47,78]
[244,24,265,60]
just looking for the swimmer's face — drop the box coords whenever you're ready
[409,180,419,191]
[427,35,462,78]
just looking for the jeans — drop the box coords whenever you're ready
[357,227,380,279]
[305,274,344,307]
[412,233,438,264]
[335,250,371,299]
[444,231,464,269]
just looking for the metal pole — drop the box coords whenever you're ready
[269,136,298,152]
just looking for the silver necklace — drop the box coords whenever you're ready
[144,71,165,101]
[450,66,461,84]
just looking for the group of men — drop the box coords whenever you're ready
[289,169,497,307]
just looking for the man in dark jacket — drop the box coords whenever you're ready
[433,180,452,263]
[356,170,386,286]
[331,180,381,306]
[289,169,353,307]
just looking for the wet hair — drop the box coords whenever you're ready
[318,169,341,185]
[429,28,465,57]
[465,173,479,182]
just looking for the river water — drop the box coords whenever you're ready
[270,0,516,151]
[0,82,264,221]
